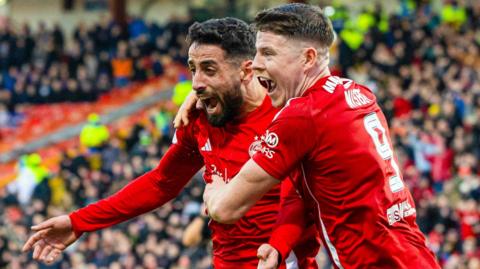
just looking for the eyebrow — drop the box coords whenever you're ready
[257,46,275,53]
[199,60,218,66]
[188,59,219,67]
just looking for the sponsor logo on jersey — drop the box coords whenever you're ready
[344,89,372,109]
[249,135,275,159]
[262,130,279,148]
[249,140,263,157]
[259,147,275,159]
[209,164,231,183]
[386,200,416,226]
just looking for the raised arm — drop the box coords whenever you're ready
[69,143,204,234]
[23,143,204,264]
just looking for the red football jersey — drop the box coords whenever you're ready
[70,96,320,269]
[253,76,440,269]
[174,96,319,268]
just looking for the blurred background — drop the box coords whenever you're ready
[0,0,479,268]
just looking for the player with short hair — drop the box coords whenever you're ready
[23,17,319,269]
[203,4,441,269]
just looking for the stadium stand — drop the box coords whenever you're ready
[1,1,479,268]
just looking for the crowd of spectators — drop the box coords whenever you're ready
[337,1,480,268]
[0,14,192,127]
[1,104,212,269]
[1,0,480,268]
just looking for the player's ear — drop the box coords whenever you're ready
[240,60,254,82]
[303,47,318,70]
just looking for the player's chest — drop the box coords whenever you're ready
[196,126,262,183]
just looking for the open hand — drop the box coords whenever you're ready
[22,215,79,264]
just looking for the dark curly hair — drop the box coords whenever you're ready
[187,17,256,61]
[254,3,335,48]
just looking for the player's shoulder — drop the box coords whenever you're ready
[332,76,375,95]
[338,77,377,110]
[176,109,205,133]
[172,110,205,145]
[270,97,312,125]
[313,76,376,110]
[313,75,373,93]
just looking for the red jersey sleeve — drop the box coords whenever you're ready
[69,123,203,237]
[252,103,316,181]
[268,177,306,262]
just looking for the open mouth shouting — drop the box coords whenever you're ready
[198,96,221,115]
[257,76,277,94]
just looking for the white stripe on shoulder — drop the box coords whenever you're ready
[341,78,353,89]
[172,130,178,144]
[273,97,301,121]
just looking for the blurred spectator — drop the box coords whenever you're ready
[152,108,173,140]
[171,74,192,107]
[2,1,480,268]
[111,41,133,88]
[333,0,480,267]
[0,14,188,121]
[7,153,49,207]
[1,103,210,268]
[80,113,110,153]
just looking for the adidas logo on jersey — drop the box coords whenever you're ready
[201,139,212,151]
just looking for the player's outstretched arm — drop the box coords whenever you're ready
[173,91,199,128]
[69,144,204,234]
[204,159,280,224]
[22,215,78,264]
[23,144,203,264]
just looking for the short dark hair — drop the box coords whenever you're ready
[187,17,256,60]
[254,3,335,48]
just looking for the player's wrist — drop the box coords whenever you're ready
[268,238,290,264]
[68,212,84,238]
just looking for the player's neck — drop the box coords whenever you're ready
[297,66,331,97]
[239,79,266,116]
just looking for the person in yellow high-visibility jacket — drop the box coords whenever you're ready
[7,153,49,206]
[441,3,467,28]
[27,153,49,184]
[80,113,110,153]
[172,74,192,106]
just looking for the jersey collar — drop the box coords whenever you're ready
[301,75,333,97]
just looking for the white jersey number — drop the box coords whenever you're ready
[364,113,404,193]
